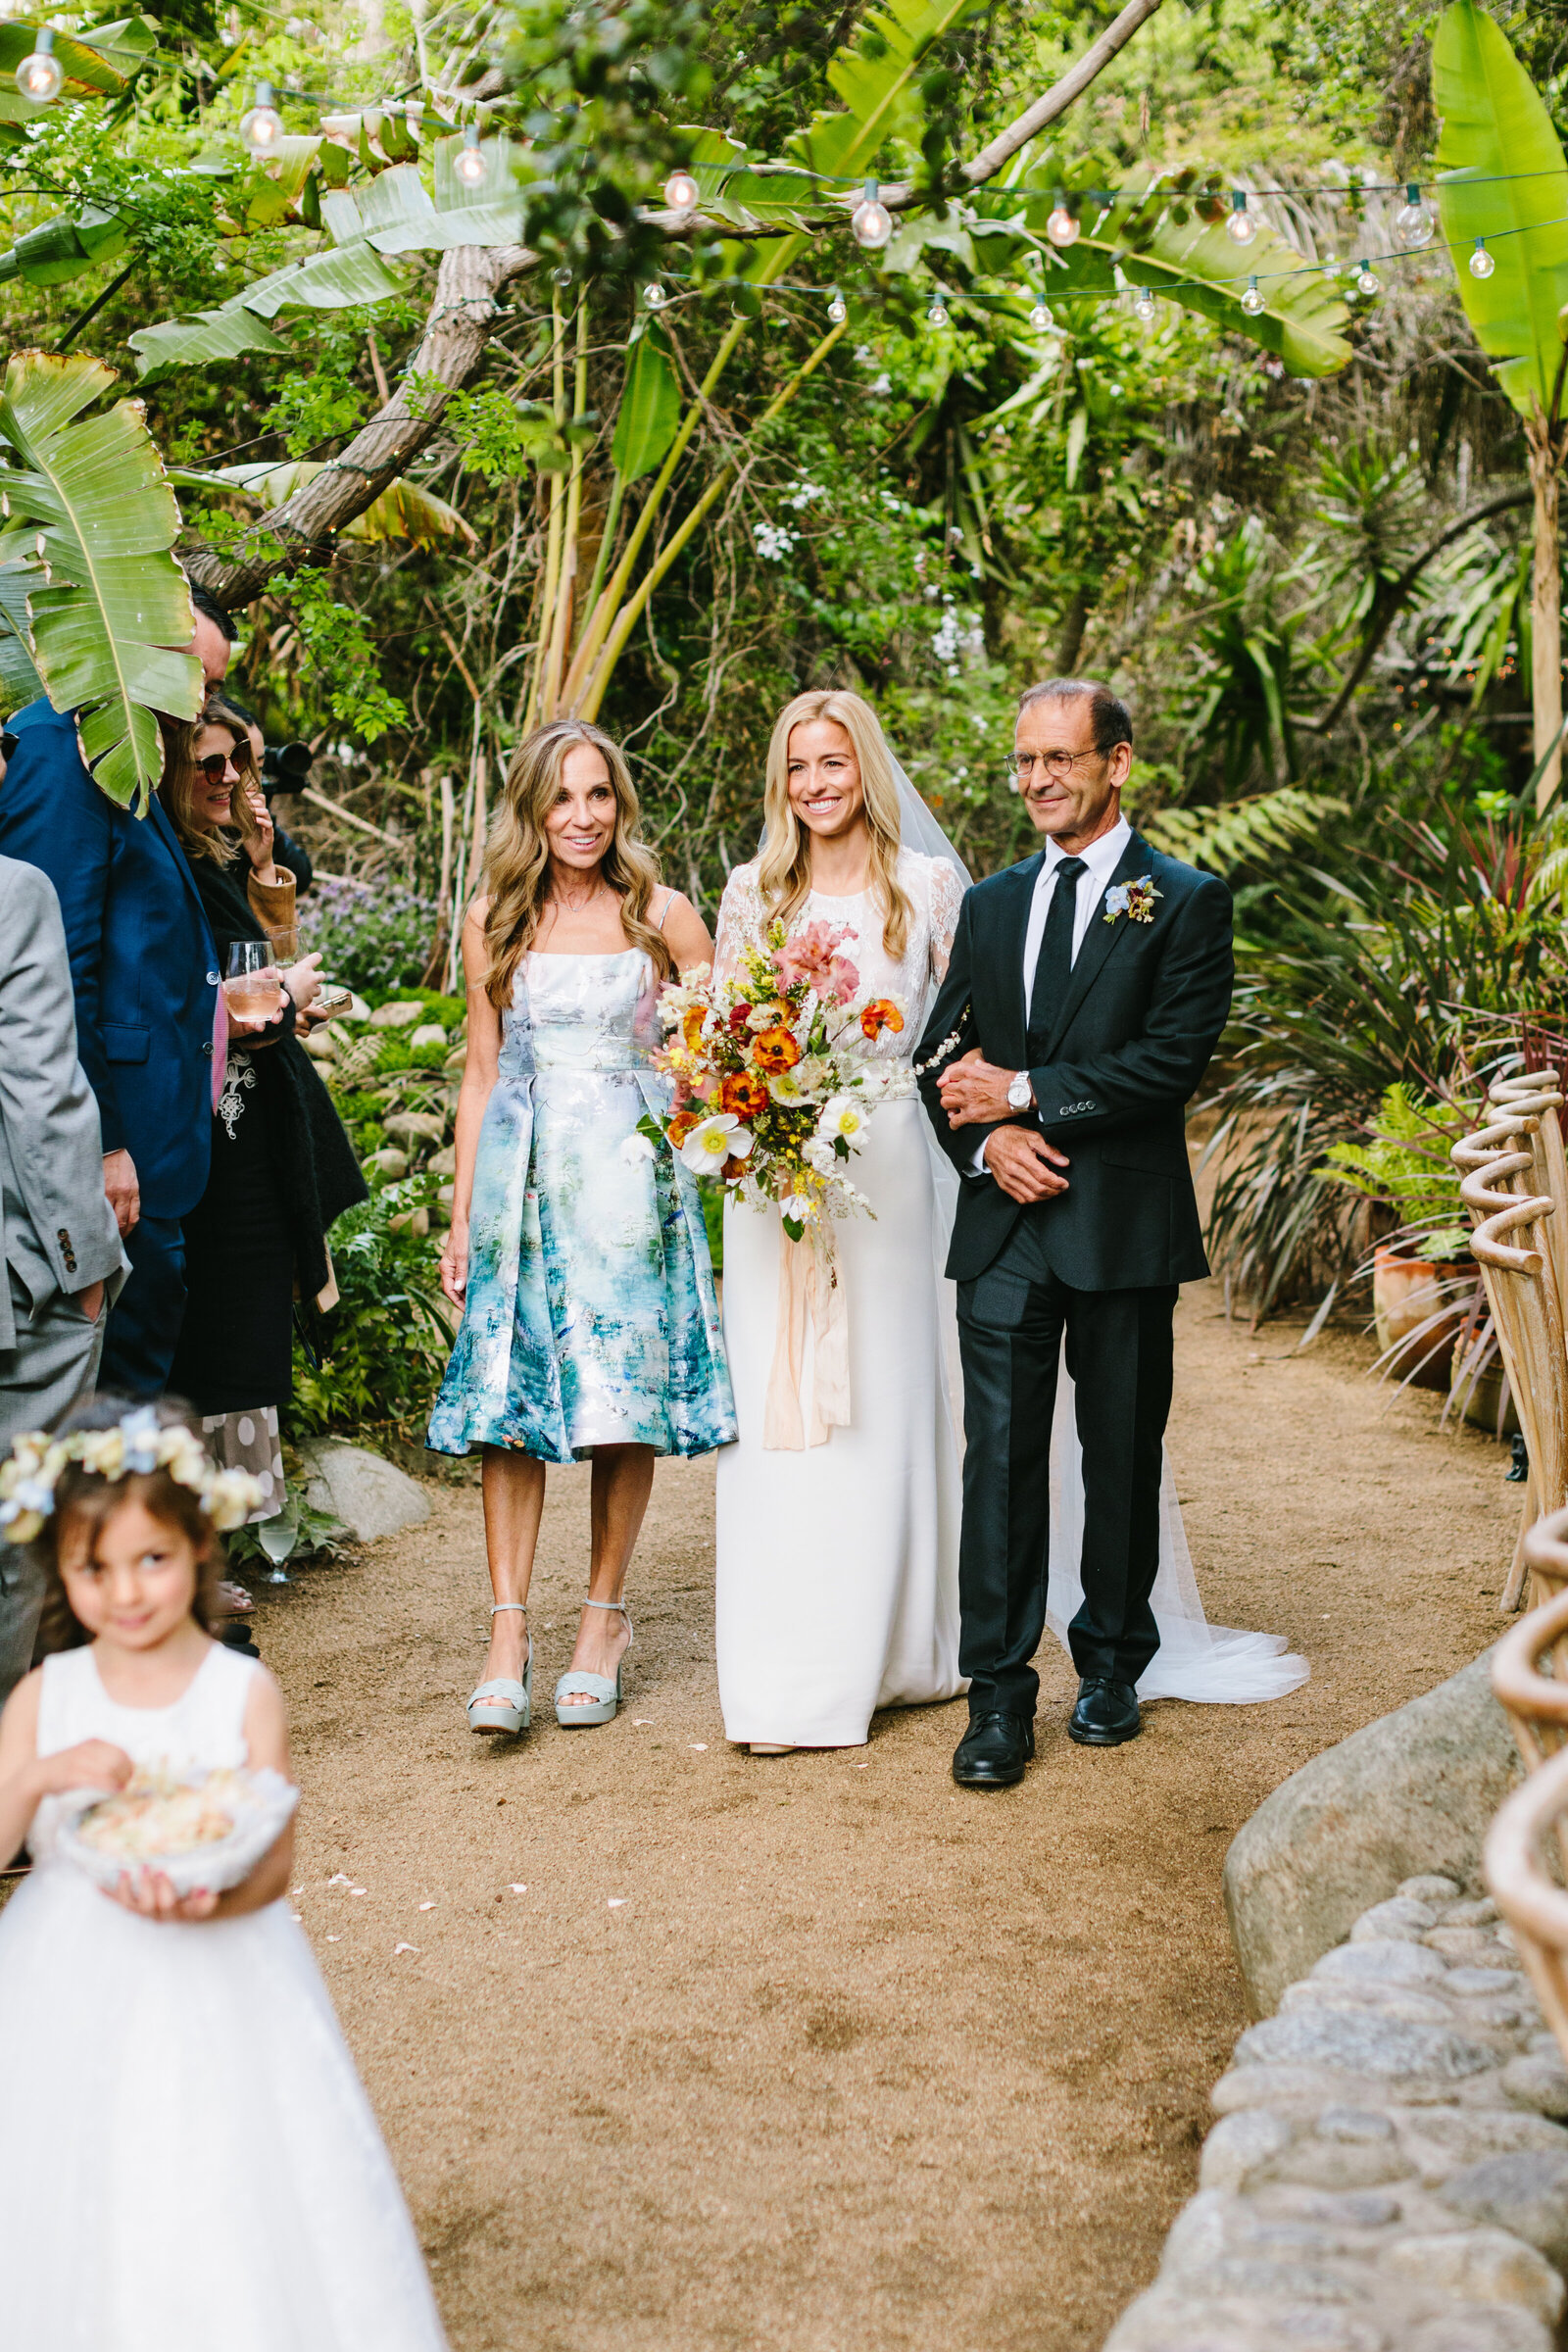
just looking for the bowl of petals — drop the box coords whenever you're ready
[56,1763,300,1897]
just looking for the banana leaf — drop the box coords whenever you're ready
[969,173,1351,379]
[129,243,406,377]
[129,305,293,379]
[0,354,198,809]
[788,0,976,179]
[180,462,475,548]
[0,561,42,714]
[0,18,151,99]
[1431,0,1568,420]
[611,324,681,481]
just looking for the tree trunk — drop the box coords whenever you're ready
[1054,583,1092,675]
[1528,415,1562,814]
[184,242,536,610]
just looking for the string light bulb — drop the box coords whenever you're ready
[643,280,666,309]
[553,266,573,287]
[1133,288,1157,322]
[1028,299,1052,330]
[15,25,61,102]
[238,78,283,150]
[1046,198,1080,248]
[827,289,848,324]
[1353,261,1380,296]
[1469,236,1495,279]
[1226,191,1256,246]
[926,296,950,328]
[1240,274,1265,316]
[662,167,699,211]
[453,122,488,186]
[1393,182,1434,250]
[851,179,892,250]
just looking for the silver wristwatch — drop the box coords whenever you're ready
[1006,1070,1034,1112]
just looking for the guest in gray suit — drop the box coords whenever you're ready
[0,853,126,1700]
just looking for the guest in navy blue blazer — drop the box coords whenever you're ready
[0,581,237,1396]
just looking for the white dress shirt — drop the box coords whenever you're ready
[1019,816,1133,1012]
[967,815,1133,1174]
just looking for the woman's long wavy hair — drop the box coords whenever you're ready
[758,689,910,959]
[481,720,670,1012]
[159,697,267,868]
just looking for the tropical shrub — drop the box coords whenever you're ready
[1203,818,1568,1317]
[288,1177,452,1437]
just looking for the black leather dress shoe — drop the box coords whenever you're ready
[1069,1677,1141,1746]
[952,1711,1035,1788]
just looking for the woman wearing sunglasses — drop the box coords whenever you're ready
[158,698,364,1540]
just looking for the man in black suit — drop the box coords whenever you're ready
[916,679,1233,1788]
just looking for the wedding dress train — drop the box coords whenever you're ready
[712,830,1306,1734]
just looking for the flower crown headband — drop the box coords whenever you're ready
[0,1407,264,1547]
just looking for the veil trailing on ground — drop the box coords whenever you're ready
[888,755,1308,1709]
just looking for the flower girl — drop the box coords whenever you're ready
[0,1396,448,2352]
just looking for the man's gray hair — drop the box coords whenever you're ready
[1018,677,1133,754]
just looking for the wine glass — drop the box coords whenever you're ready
[223,940,282,1023]
[267,924,300,963]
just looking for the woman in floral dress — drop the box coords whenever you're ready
[427,720,733,1735]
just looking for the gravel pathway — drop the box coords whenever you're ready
[259,1284,1517,2351]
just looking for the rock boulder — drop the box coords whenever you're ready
[299,1441,431,1543]
[1223,1649,1520,2017]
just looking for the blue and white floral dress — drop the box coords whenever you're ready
[427,949,735,1464]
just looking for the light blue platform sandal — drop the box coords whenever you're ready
[554,1596,632,1728]
[466,1602,532,1736]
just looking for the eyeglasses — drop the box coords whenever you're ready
[193,753,238,786]
[1006,747,1108,781]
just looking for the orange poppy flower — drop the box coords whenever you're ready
[860,999,905,1041]
[752,1026,802,1075]
[667,1110,699,1145]
[719,1069,769,1121]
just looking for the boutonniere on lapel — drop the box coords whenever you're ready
[1102,875,1161,927]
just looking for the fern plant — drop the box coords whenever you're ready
[1142,786,1348,873]
[1323,1083,1472,1260]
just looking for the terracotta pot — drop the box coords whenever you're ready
[1372,1248,1472,1393]
[1449,1342,1521,1439]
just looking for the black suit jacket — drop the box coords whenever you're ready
[916,831,1233,1289]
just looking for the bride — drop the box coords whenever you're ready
[712,690,1306,1755]
[713,690,965,1750]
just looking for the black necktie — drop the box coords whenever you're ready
[1028,856,1087,1048]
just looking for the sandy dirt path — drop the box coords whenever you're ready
[260,1282,1516,2352]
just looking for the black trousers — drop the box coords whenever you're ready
[956,1212,1177,1718]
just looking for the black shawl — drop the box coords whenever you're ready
[189,848,368,1300]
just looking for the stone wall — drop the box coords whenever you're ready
[1105,1875,1568,2352]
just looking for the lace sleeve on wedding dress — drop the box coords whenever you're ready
[713,862,766,985]
[926,856,965,987]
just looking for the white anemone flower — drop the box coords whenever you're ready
[816,1095,868,1145]
[803,1137,838,1176]
[679,1112,755,1176]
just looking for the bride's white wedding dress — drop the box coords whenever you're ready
[712,848,1307,1746]
[713,850,965,1746]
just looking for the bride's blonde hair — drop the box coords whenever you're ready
[481,719,671,1012]
[758,689,911,960]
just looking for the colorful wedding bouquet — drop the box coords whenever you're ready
[648,917,911,1241]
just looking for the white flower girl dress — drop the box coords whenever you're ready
[0,1641,449,2352]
